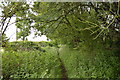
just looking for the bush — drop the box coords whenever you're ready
[2,50,61,79]
[8,41,57,52]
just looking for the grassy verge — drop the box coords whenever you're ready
[2,41,120,79]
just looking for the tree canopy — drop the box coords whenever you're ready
[1,2,120,47]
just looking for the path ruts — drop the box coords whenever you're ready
[57,48,68,80]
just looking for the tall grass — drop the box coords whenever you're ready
[2,41,120,79]
[59,45,120,78]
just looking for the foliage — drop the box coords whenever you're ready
[2,41,120,79]
[30,2,120,47]
[2,48,61,79]
[1,2,120,46]
[1,34,9,48]
[8,41,57,51]
[1,2,120,79]
[0,2,30,36]
[59,45,120,78]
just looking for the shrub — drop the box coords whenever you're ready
[2,50,61,79]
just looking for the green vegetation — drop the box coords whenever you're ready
[2,41,120,79]
[60,45,120,78]
[2,41,62,79]
[0,2,120,79]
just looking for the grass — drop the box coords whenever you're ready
[2,50,61,79]
[2,41,120,79]
[60,45,120,78]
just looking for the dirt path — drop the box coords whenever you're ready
[57,48,68,80]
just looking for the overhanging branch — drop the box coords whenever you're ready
[2,17,12,35]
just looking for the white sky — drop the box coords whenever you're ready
[5,17,48,42]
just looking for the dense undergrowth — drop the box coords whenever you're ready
[60,45,120,78]
[2,41,120,79]
[2,41,61,79]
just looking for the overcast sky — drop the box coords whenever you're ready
[5,17,47,42]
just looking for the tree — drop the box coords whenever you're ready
[29,2,120,48]
[1,2,120,48]
[0,2,30,41]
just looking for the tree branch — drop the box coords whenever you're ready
[2,17,12,35]
[1,17,7,31]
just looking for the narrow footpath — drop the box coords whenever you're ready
[57,48,68,80]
